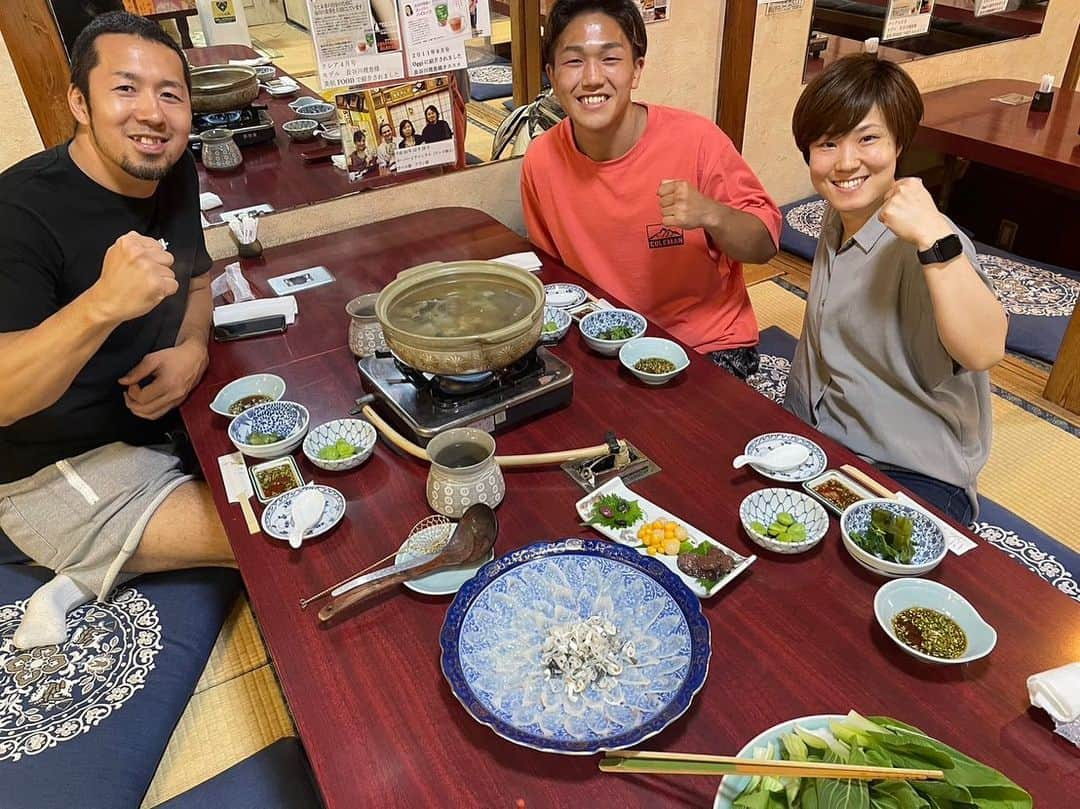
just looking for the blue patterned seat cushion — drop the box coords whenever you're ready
[749,325,1079,602]
[0,565,240,809]
[158,737,321,809]
[777,196,1080,363]
[467,59,513,102]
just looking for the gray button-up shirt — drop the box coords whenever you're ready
[783,206,993,511]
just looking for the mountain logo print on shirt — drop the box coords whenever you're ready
[646,224,684,249]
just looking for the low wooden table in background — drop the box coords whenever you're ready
[916,78,1080,415]
[181,208,1079,809]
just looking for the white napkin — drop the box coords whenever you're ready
[228,57,272,67]
[1029,662,1080,723]
[493,251,543,271]
[199,192,223,211]
[213,296,298,326]
[1028,662,1080,746]
[210,262,256,303]
[895,492,977,555]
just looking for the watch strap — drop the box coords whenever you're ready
[917,233,963,265]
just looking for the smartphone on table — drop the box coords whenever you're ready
[213,315,288,342]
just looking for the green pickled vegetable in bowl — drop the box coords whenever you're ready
[599,324,635,341]
[317,439,358,461]
[247,431,284,445]
[542,319,559,333]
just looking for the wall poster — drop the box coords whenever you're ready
[400,0,469,77]
[882,0,934,41]
[973,0,1008,16]
[633,0,670,23]
[306,0,406,89]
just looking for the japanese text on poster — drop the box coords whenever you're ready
[400,0,468,77]
[882,0,934,41]
[306,0,405,88]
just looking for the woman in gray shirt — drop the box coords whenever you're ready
[784,54,1007,523]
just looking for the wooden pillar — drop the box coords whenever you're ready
[1063,22,1080,93]
[716,0,758,151]
[1044,306,1080,413]
[0,0,74,149]
[511,0,542,108]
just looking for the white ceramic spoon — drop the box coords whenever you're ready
[732,443,810,472]
[288,487,326,549]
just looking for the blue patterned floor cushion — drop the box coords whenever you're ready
[468,60,513,102]
[974,242,1080,364]
[749,325,1078,600]
[158,737,321,809]
[0,565,240,809]
[778,195,825,261]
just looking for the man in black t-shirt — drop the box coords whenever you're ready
[0,12,234,650]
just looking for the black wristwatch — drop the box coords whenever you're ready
[916,233,963,265]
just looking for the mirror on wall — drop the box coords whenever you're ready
[803,0,1050,82]
[44,2,547,228]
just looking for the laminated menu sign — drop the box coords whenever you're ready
[307,0,405,88]
[882,0,934,41]
[335,74,459,185]
[633,0,670,23]
[400,0,468,77]
[973,0,1007,15]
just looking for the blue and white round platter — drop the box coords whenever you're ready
[742,432,827,483]
[439,538,711,755]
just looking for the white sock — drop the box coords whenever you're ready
[12,574,94,650]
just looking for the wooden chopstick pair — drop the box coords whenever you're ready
[599,749,944,781]
[839,464,896,499]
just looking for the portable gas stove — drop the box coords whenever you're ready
[190,106,275,157]
[357,347,574,445]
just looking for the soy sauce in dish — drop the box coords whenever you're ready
[891,607,967,659]
[434,442,490,468]
[228,394,272,415]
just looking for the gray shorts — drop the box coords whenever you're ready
[0,442,193,599]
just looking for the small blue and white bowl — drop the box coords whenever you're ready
[282,119,319,141]
[228,400,309,460]
[302,418,377,472]
[874,578,997,665]
[579,308,647,356]
[840,498,946,577]
[209,373,286,418]
[739,488,829,554]
[296,102,336,123]
[288,96,321,111]
[540,306,572,343]
[618,337,689,385]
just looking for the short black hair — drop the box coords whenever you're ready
[399,119,415,137]
[792,54,923,164]
[353,129,366,143]
[425,104,440,118]
[69,10,192,106]
[542,0,647,69]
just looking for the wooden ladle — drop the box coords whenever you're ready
[317,503,498,622]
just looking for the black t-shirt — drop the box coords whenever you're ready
[0,144,210,484]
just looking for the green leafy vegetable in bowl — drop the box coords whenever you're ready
[584,493,643,530]
[317,439,358,461]
[751,512,807,544]
[599,324,635,341]
[542,319,559,333]
[852,507,915,563]
[732,711,1032,809]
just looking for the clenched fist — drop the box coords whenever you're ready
[88,231,178,323]
[878,178,953,251]
[657,179,720,231]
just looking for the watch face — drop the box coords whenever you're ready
[920,233,963,264]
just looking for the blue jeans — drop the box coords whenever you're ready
[876,464,974,526]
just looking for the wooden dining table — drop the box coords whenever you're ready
[180,208,1080,809]
[916,78,1080,415]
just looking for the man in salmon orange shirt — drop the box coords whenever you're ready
[521,0,781,378]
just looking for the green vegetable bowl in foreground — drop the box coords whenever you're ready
[302,418,377,472]
[714,711,1031,809]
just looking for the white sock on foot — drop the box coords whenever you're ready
[12,575,93,650]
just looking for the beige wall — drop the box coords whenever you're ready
[0,29,44,171]
[636,0,724,119]
[743,3,1080,206]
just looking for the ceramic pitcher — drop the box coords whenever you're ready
[346,292,387,358]
[426,428,504,518]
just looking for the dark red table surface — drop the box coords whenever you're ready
[186,45,357,225]
[915,78,1080,192]
[180,208,1080,809]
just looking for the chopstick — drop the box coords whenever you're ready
[298,551,397,609]
[839,464,896,499]
[600,750,943,781]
